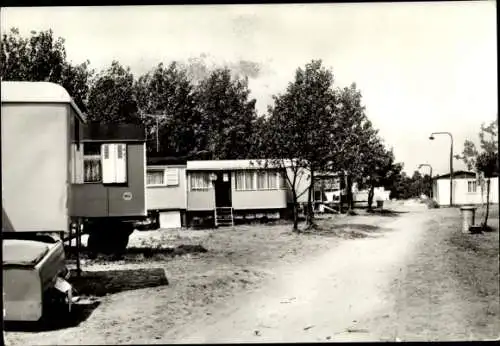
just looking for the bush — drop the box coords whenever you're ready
[426,199,440,209]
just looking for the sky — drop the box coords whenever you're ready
[1,2,497,176]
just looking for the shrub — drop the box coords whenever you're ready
[426,199,440,209]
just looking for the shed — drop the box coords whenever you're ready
[432,170,499,206]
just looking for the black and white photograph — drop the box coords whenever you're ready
[1,1,498,344]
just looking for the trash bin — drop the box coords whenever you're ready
[376,200,384,209]
[460,206,477,233]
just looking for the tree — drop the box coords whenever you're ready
[263,60,342,229]
[382,162,405,199]
[457,118,498,227]
[328,83,379,212]
[410,170,424,197]
[135,62,202,155]
[1,28,94,112]
[194,67,258,160]
[247,115,270,158]
[360,141,396,210]
[389,167,414,200]
[60,61,94,113]
[86,61,141,124]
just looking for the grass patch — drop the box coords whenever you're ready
[447,217,499,301]
[374,211,499,341]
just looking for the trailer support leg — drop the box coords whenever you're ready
[68,226,73,254]
[76,220,82,277]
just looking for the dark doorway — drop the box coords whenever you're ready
[214,172,232,207]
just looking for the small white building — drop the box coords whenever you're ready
[351,182,391,206]
[432,170,499,206]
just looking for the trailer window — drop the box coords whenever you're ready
[267,171,278,189]
[257,171,267,189]
[147,169,165,186]
[84,143,102,183]
[191,172,210,190]
[235,171,256,191]
[279,173,287,189]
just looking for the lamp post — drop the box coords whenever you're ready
[418,163,433,198]
[141,113,167,152]
[429,132,454,206]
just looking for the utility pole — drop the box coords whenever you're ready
[141,113,167,153]
[429,132,454,206]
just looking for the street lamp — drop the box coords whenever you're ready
[429,132,454,206]
[418,163,433,198]
[141,113,167,153]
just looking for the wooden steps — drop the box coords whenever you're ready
[214,207,234,227]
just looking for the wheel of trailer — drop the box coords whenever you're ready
[87,228,107,257]
[114,224,134,255]
[87,221,134,256]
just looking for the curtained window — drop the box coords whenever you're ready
[191,172,210,190]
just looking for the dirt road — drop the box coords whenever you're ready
[161,203,431,343]
[8,202,494,344]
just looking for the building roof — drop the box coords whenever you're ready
[433,170,477,180]
[82,123,146,142]
[147,156,187,166]
[186,159,284,171]
[1,81,86,123]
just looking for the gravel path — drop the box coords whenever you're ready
[161,204,432,343]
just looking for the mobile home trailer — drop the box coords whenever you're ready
[71,122,148,254]
[185,159,289,226]
[145,159,344,228]
[146,156,188,229]
[1,81,83,321]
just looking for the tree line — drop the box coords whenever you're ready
[2,28,438,230]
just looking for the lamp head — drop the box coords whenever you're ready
[429,136,435,140]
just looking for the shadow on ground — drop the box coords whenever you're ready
[365,209,409,217]
[65,244,208,262]
[69,267,169,296]
[3,268,169,332]
[303,223,394,239]
[3,300,101,332]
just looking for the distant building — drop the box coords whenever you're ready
[432,170,499,206]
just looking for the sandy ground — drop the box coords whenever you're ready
[4,200,498,344]
[161,202,431,343]
[367,206,499,341]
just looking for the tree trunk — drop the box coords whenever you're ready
[306,169,315,228]
[292,191,299,232]
[483,178,491,227]
[346,174,354,212]
[367,185,375,211]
